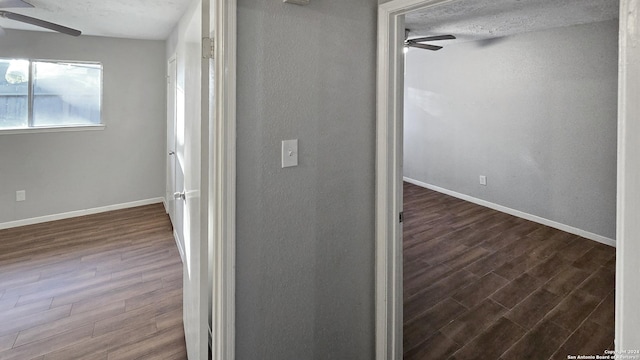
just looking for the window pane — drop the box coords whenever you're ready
[0,59,29,129]
[32,61,102,127]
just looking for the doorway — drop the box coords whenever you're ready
[164,1,237,358]
[376,0,639,358]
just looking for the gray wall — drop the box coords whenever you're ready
[404,20,618,239]
[0,30,166,224]
[236,0,377,358]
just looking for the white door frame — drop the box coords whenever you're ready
[614,0,640,351]
[211,0,236,359]
[376,1,456,358]
[376,0,640,357]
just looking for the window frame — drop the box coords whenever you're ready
[0,57,105,135]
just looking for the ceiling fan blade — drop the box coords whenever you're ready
[408,42,442,51]
[409,34,456,42]
[0,11,80,36]
[0,0,33,8]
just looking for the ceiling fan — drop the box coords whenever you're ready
[404,30,455,51]
[0,0,81,37]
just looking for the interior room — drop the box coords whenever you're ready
[5,0,640,358]
[0,0,380,359]
[0,0,203,358]
[401,0,619,358]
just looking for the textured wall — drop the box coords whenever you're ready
[403,20,618,239]
[0,30,166,224]
[236,0,377,358]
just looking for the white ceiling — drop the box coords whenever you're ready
[405,0,619,43]
[0,0,619,42]
[0,0,192,40]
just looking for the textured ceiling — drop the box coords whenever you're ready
[0,0,619,41]
[0,0,192,40]
[405,0,619,43]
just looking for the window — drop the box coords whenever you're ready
[0,58,102,130]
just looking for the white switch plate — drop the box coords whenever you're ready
[479,175,487,186]
[282,139,298,168]
[16,190,26,202]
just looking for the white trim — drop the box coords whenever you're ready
[163,197,169,214]
[376,4,392,359]
[173,228,185,264]
[377,4,463,357]
[164,197,184,264]
[0,197,164,230]
[378,0,629,357]
[197,1,213,358]
[0,124,105,136]
[615,0,640,351]
[211,1,237,360]
[404,177,616,247]
[616,0,628,350]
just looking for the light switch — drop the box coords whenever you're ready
[479,175,487,186]
[282,139,298,168]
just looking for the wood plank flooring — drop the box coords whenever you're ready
[0,204,187,360]
[403,182,615,360]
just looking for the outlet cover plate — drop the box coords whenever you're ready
[16,190,26,202]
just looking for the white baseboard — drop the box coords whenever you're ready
[0,198,165,230]
[162,197,183,263]
[174,229,185,264]
[163,197,169,214]
[403,177,616,248]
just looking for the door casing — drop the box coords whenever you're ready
[376,0,639,358]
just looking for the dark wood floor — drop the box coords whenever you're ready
[403,182,615,360]
[0,204,187,360]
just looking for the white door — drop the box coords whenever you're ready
[180,0,212,358]
[167,56,186,258]
[166,56,176,223]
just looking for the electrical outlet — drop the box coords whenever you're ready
[16,190,26,202]
[479,176,487,186]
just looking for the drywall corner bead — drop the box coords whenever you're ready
[283,0,309,5]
